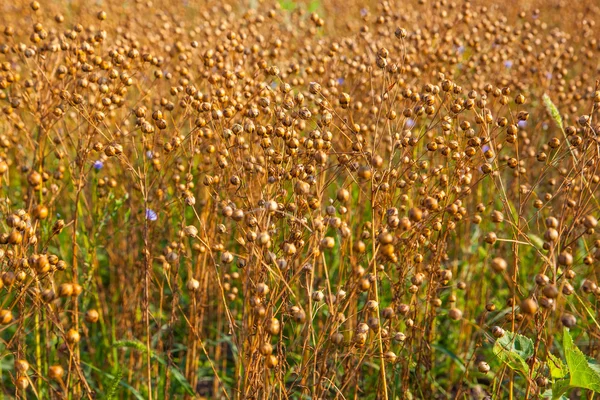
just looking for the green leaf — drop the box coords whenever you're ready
[548,353,568,379]
[493,331,534,376]
[563,328,600,393]
[432,344,466,372]
[545,378,571,400]
[152,354,196,396]
[543,94,563,131]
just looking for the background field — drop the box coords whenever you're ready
[0,0,600,399]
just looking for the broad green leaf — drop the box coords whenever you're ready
[563,328,600,393]
[493,331,534,376]
[547,378,571,400]
[548,353,568,379]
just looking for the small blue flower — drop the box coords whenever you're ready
[146,150,153,159]
[518,120,527,129]
[337,77,345,85]
[146,209,157,222]
[360,8,368,17]
[405,118,415,129]
[542,122,549,130]
[456,45,465,55]
[93,160,104,170]
[504,60,513,69]
[545,72,553,80]
[482,145,490,153]
[270,82,277,89]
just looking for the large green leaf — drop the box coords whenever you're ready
[493,331,534,376]
[545,378,571,400]
[563,328,600,393]
[548,353,568,379]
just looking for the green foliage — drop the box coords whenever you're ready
[106,367,123,400]
[113,340,195,396]
[562,328,600,393]
[496,329,600,399]
[547,353,567,380]
[493,331,533,377]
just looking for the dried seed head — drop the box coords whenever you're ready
[520,298,538,315]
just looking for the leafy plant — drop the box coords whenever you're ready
[495,330,600,399]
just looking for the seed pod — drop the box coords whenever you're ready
[15,359,29,373]
[484,232,497,244]
[561,313,576,328]
[27,170,42,186]
[256,283,270,296]
[384,351,397,363]
[48,365,64,380]
[534,274,549,286]
[408,207,422,222]
[2,271,16,287]
[354,332,367,347]
[312,291,324,302]
[187,278,200,292]
[491,257,507,273]
[0,309,13,324]
[266,318,280,335]
[183,225,198,237]
[492,326,505,338]
[58,283,73,297]
[583,215,598,229]
[66,329,80,344]
[542,285,559,299]
[221,251,234,264]
[85,309,99,323]
[266,354,278,368]
[448,308,462,320]
[520,298,538,315]
[382,307,395,319]
[582,279,598,294]
[331,332,344,346]
[72,284,83,297]
[478,361,490,373]
[260,342,273,356]
[557,252,573,266]
[8,230,23,245]
[16,376,28,390]
[34,205,49,219]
